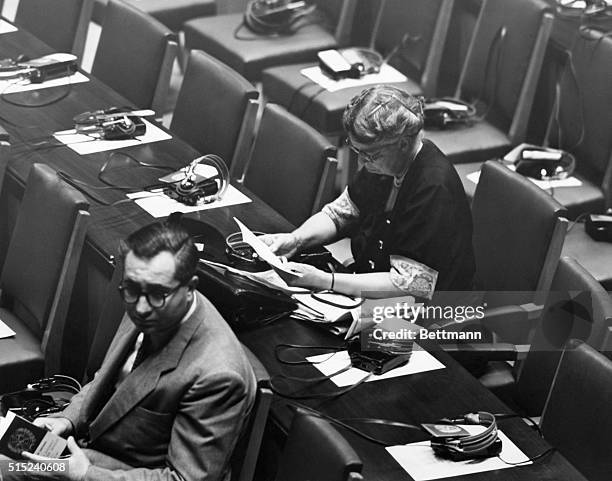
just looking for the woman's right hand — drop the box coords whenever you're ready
[259,233,301,258]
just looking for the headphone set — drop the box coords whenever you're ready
[0,53,77,84]
[423,98,478,129]
[514,147,576,181]
[74,107,149,140]
[0,375,81,421]
[424,411,502,461]
[243,0,316,35]
[160,155,229,206]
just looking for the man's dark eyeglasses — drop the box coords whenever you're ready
[118,281,183,308]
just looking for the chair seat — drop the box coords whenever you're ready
[454,162,604,219]
[262,63,423,135]
[562,224,612,290]
[94,0,217,30]
[128,0,217,32]
[0,308,44,394]
[183,13,338,81]
[425,121,511,164]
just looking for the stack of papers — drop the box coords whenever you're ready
[0,319,16,338]
[292,292,361,335]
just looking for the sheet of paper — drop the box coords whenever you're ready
[386,427,531,481]
[0,319,15,338]
[234,218,302,277]
[126,185,251,217]
[0,71,88,94]
[0,19,17,34]
[293,293,361,322]
[53,119,172,155]
[307,345,445,387]
[466,166,583,188]
[300,64,408,93]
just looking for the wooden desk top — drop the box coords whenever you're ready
[239,318,587,481]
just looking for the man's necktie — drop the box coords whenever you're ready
[132,334,152,371]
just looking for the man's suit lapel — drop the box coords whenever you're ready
[89,301,203,442]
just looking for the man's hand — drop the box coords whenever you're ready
[259,233,301,258]
[22,436,90,481]
[33,417,73,437]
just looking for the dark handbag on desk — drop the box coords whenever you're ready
[197,261,297,330]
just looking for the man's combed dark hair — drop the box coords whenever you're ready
[119,221,198,284]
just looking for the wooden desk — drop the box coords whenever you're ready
[0,25,292,376]
[240,319,587,481]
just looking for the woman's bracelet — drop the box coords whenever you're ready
[330,271,335,291]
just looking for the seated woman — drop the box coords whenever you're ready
[262,85,475,300]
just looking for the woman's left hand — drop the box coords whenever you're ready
[277,262,332,291]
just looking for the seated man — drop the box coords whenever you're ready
[262,85,475,299]
[14,220,256,480]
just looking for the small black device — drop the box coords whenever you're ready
[160,155,229,206]
[318,48,383,80]
[426,411,502,461]
[74,107,148,140]
[514,147,575,181]
[423,98,477,129]
[0,53,77,83]
[586,214,612,242]
[347,338,412,375]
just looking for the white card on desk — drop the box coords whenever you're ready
[307,344,444,387]
[53,119,172,155]
[300,64,408,93]
[386,427,531,481]
[0,319,16,338]
[0,19,17,34]
[127,185,251,217]
[0,71,88,93]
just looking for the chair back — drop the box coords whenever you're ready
[540,340,612,481]
[275,410,363,481]
[374,0,453,97]
[243,104,337,226]
[546,30,612,207]
[313,0,357,45]
[458,0,552,142]
[472,161,567,308]
[231,346,272,481]
[14,0,94,61]
[514,256,612,415]
[0,163,89,374]
[92,0,178,112]
[0,127,9,268]
[171,50,259,173]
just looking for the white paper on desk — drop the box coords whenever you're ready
[0,19,17,34]
[307,344,444,387]
[126,185,251,217]
[234,218,302,277]
[0,319,16,338]
[386,427,531,481]
[466,166,583,189]
[0,71,88,94]
[300,64,408,93]
[53,119,171,155]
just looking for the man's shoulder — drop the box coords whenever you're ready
[184,293,254,382]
